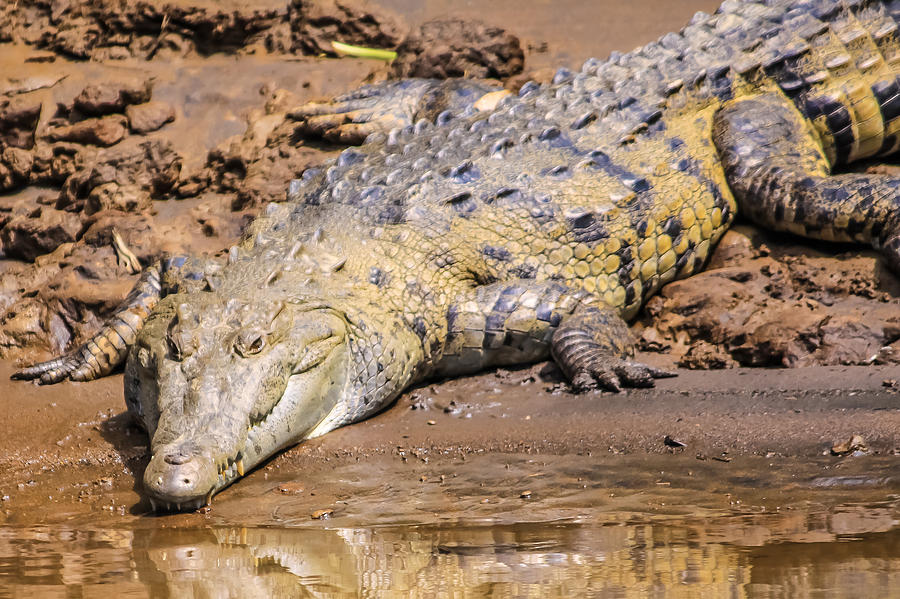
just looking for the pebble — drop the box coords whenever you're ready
[311,509,333,519]
[663,435,686,448]
[277,483,305,495]
[831,435,867,456]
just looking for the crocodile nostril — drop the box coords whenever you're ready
[164,452,191,465]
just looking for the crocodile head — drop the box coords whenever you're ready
[125,292,349,511]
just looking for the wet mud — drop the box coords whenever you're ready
[2,0,900,596]
[2,360,900,595]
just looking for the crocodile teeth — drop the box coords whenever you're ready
[236,458,245,477]
[149,498,158,511]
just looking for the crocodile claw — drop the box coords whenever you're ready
[288,82,424,144]
[11,354,81,384]
[570,359,676,393]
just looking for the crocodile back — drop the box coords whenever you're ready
[269,0,900,322]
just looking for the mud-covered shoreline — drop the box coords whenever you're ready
[2,359,899,526]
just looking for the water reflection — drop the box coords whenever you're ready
[1,503,899,598]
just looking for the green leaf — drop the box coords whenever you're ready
[330,41,397,62]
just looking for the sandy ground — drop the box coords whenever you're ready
[0,0,899,532]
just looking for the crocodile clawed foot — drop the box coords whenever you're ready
[570,359,676,394]
[291,107,403,144]
[11,354,81,384]
[288,82,425,144]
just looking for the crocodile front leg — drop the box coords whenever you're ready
[12,255,220,384]
[714,93,900,273]
[435,280,673,392]
[289,78,509,144]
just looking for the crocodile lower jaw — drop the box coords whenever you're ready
[147,495,210,513]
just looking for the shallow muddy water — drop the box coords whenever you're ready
[3,362,900,597]
[3,497,900,597]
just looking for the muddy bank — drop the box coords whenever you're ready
[2,359,899,526]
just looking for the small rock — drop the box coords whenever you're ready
[292,0,406,56]
[277,482,304,495]
[831,435,868,456]
[74,79,153,116]
[519,490,532,499]
[663,435,686,448]
[0,147,34,191]
[126,101,176,134]
[85,182,151,215]
[74,84,126,116]
[311,509,333,519]
[47,115,128,147]
[53,24,101,59]
[0,208,82,261]
[426,419,436,425]
[0,96,42,149]
[393,18,524,80]
[639,327,670,352]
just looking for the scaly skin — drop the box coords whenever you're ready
[14,0,900,510]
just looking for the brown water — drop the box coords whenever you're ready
[2,498,900,597]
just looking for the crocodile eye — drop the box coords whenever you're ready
[248,336,265,354]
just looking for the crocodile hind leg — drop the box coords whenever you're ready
[12,255,219,384]
[714,94,900,272]
[435,280,673,392]
[289,78,509,144]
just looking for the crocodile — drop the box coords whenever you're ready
[14,0,900,511]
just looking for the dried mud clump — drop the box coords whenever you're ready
[290,0,406,56]
[639,225,900,369]
[200,87,327,210]
[392,19,525,80]
[1,0,410,61]
[0,96,42,149]
[2,0,290,60]
[1,76,180,222]
[0,76,185,359]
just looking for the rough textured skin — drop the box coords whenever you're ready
[15,0,900,510]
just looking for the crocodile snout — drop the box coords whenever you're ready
[143,446,218,511]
